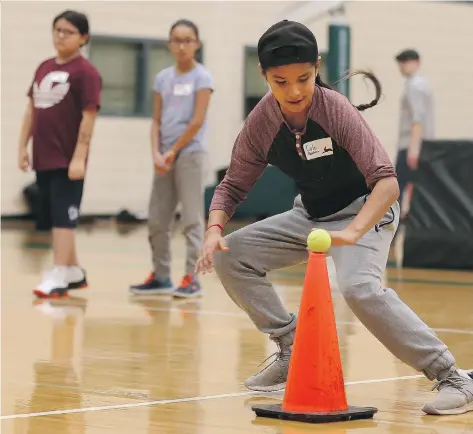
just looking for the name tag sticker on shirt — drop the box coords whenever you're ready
[303,137,334,160]
[173,83,194,96]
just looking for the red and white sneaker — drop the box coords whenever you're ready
[33,266,88,298]
[33,267,69,298]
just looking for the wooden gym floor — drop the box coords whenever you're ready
[1,220,472,433]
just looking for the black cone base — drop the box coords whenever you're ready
[252,404,378,424]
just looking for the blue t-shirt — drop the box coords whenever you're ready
[154,63,214,153]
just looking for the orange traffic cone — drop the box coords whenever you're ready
[252,251,378,424]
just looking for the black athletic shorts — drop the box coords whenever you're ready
[35,168,84,230]
[395,149,417,190]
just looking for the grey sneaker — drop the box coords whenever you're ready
[244,343,292,392]
[422,367,473,415]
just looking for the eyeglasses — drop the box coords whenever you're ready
[169,38,197,46]
[53,27,79,38]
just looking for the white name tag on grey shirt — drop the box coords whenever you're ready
[303,137,334,160]
[173,83,194,96]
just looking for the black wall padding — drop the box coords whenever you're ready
[403,140,473,270]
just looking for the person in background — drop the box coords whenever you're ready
[18,10,102,298]
[130,19,214,298]
[395,49,435,219]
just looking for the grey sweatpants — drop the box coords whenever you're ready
[148,151,205,277]
[213,195,455,380]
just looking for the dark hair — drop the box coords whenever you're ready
[53,10,89,36]
[395,49,420,63]
[316,70,382,112]
[169,19,200,40]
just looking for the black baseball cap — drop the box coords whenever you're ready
[258,20,319,70]
[395,49,420,62]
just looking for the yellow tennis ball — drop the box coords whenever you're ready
[307,229,331,253]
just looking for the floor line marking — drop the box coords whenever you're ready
[345,374,425,385]
[0,372,433,420]
[143,306,473,335]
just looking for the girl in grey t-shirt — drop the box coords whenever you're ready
[130,19,214,298]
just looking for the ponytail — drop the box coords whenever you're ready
[317,70,382,112]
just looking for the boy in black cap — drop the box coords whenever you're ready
[197,21,472,416]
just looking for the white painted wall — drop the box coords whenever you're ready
[2,1,472,215]
[344,1,473,162]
